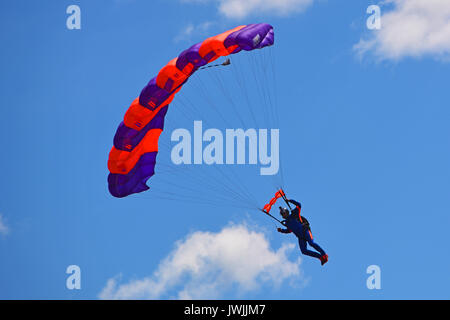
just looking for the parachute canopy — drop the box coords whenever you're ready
[108,23,274,198]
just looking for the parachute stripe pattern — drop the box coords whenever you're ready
[108,23,274,198]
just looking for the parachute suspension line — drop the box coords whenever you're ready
[166,71,261,209]
[268,46,285,188]
[245,49,284,191]
[153,114,249,207]
[151,161,258,209]
[219,50,285,206]
[265,47,284,190]
[155,123,261,209]
[231,52,281,207]
[140,190,257,211]
[247,52,271,129]
[210,161,260,209]
[206,64,247,129]
[187,61,267,208]
[197,50,278,209]
[146,168,257,210]
[229,55,259,129]
[257,49,277,130]
[154,166,244,203]
[149,46,281,210]
[151,111,258,209]
[148,154,259,209]
[204,62,280,209]
[174,93,216,129]
[189,72,235,128]
[166,82,261,209]
[260,209,284,226]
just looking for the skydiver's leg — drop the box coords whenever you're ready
[305,230,326,256]
[298,238,322,259]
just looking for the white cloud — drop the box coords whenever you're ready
[0,214,9,236]
[355,0,450,61]
[99,224,302,299]
[182,0,314,19]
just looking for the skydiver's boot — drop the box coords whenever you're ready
[320,254,328,266]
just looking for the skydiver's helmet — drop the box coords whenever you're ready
[279,206,290,218]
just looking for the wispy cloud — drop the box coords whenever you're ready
[99,224,302,299]
[182,0,314,19]
[355,0,450,61]
[174,21,214,43]
[0,214,9,236]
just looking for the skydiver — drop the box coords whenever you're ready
[277,199,328,265]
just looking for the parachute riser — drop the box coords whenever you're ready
[280,189,293,211]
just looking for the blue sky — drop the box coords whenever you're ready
[1,0,450,299]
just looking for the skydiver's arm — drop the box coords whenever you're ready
[288,199,301,208]
[277,228,292,234]
[288,199,303,221]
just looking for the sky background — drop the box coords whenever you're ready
[1,0,450,299]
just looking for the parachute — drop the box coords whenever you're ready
[107,23,275,198]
